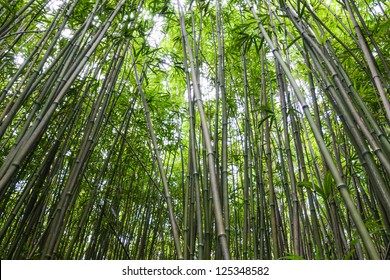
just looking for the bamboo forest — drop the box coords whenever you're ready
[0,0,390,260]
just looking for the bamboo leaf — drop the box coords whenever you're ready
[323,171,333,199]
[287,35,301,50]
[258,114,274,128]
[298,180,326,199]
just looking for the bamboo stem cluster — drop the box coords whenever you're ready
[0,0,389,260]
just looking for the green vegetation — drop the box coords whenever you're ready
[0,0,389,260]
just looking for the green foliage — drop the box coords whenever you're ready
[298,171,334,201]
[0,0,388,261]
[323,171,334,200]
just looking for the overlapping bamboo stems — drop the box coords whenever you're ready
[63,40,142,259]
[313,0,390,123]
[1,0,186,257]
[0,0,388,261]
[271,7,390,253]
[308,43,372,258]
[312,11,386,254]
[274,1,390,257]
[314,0,362,51]
[293,2,390,162]
[331,55,390,157]
[284,6,390,226]
[290,101,324,259]
[247,75,261,259]
[0,0,126,194]
[0,0,37,38]
[301,109,345,259]
[215,0,230,254]
[64,104,132,259]
[267,7,302,256]
[0,41,113,258]
[0,3,64,109]
[246,82,260,259]
[129,44,183,259]
[3,0,106,134]
[245,0,380,259]
[348,0,390,80]
[41,39,127,259]
[0,0,125,258]
[234,34,276,258]
[240,50,251,259]
[259,50,271,259]
[177,1,230,260]
[190,6,205,260]
[343,0,390,121]
[296,49,325,259]
[0,0,78,136]
[288,3,390,155]
[260,51,280,259]
[0,0,46,63]
[178,5,204,260]
[306,44,390,234]
[13,51,95,258]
